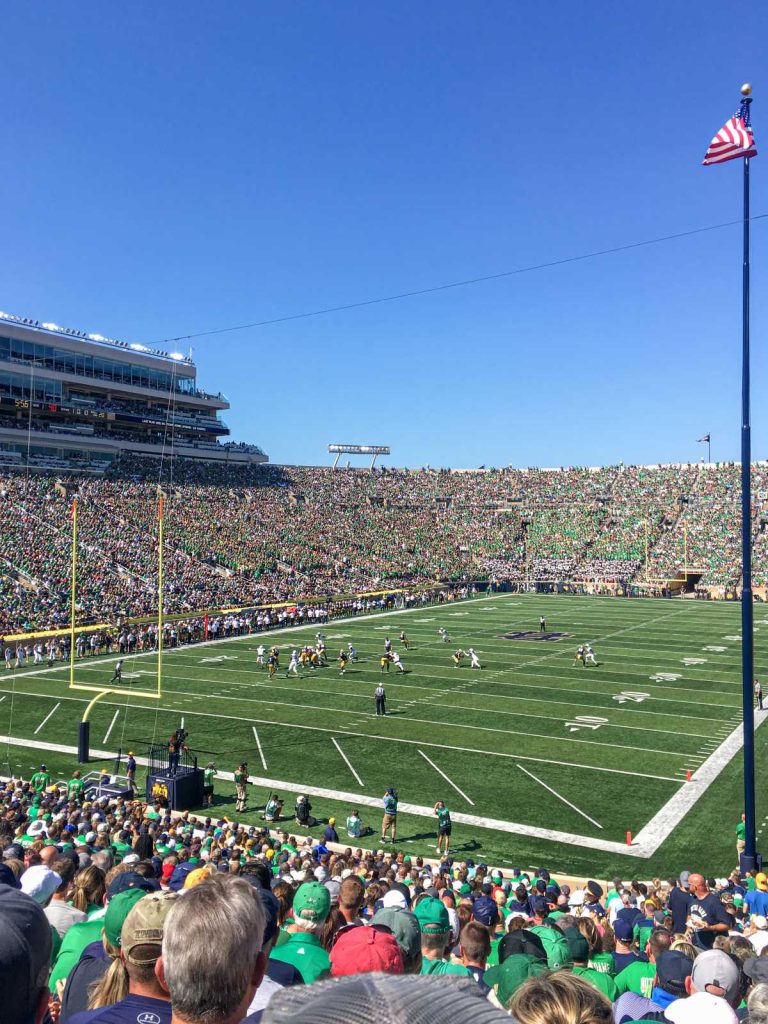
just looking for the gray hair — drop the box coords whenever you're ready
[162,875,265,1024]
[290,916,322,935]
[91,850,113,872]
[748,984,768,1024]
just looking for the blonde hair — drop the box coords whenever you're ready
[509,972,614,1024]
[87,939,128,1009]
[670,938,697,961]
[71,865,106,912]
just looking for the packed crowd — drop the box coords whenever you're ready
[1,457,767,636]
[4,771,768,1024]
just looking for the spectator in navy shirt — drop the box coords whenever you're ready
[507,884,532,916]
[668,873,693,934]
[612,919,648,973]
[688,872,732,950]
[323,818,339,845]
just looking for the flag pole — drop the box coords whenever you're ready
[739,85,757,872]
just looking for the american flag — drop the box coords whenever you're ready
[703,100,757,165]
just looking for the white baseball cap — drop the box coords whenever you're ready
[666,992,737,1024]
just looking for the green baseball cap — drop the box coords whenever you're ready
[372,906,421,962]
[293,882,331,923]
[413,896,450,935]
[105,889,147,947]
[485,953,550,1008]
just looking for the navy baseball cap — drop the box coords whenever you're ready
[472,896,499,928]
[107,872,161,898]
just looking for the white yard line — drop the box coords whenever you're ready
[252,727,268,771]
[0,685,685,782]
[629,707,768,857]
[332,738,364,787]
[103,710,120,744]
[34,702,60,735]
[418,749,474,806]
[1,721,756,861]
[516,763,603,829]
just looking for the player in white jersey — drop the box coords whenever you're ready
[584,644,598,665]
[391,651,406,673]
[256,644,266,669]
[438,627,450,643]
[468,648,481,669]
[286,649,300,677]
[33,643,43,664]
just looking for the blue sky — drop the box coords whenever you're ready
[1,2,765,468]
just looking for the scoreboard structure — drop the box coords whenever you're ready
[328,443,390,469]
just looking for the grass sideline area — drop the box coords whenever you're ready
[2,592,766,877]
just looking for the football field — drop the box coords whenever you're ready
[2,592,767,877]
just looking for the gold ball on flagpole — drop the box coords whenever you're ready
[741,83,752,96]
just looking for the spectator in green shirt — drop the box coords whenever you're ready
[615,928,672,999]
[434,801,452,856]
[30,764,51,794]
[67,770,85,801]
[414,896,472,977]
[270,881,331,984]
[565,927,618,1001]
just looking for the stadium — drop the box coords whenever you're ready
[3,9,767,1022]
[1,310,766,883]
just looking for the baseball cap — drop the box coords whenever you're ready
[0,886,53,1024]
[372,907,421,964]
[744,957,768,984]
[530,896,548,916]
[497,929,547,964]
[0,864,21,889]
[564,927,590,963]
[107,872,161,898]
[105,889,148,947]
[656,949,694,996]
[330,924,404,977]
[666,992,737,1024]
[751,915,768,930]
[485,953,550,1009]
[613,919,634,943]
[586,880,604,899]
[473,895,499,928]
[381,888,408,910]
[168,863,196,892]
[121,891,178,964]
[690,949,741,1004]
[261,971,509,1024]
[413,896,450,935]
[755,873,768,892]
[20,866,61,905]
[293,881,331,923]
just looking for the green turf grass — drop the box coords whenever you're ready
[2,592,766,877]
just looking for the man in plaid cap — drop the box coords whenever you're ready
[67,890,178,1024]
[270,882,331,983]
